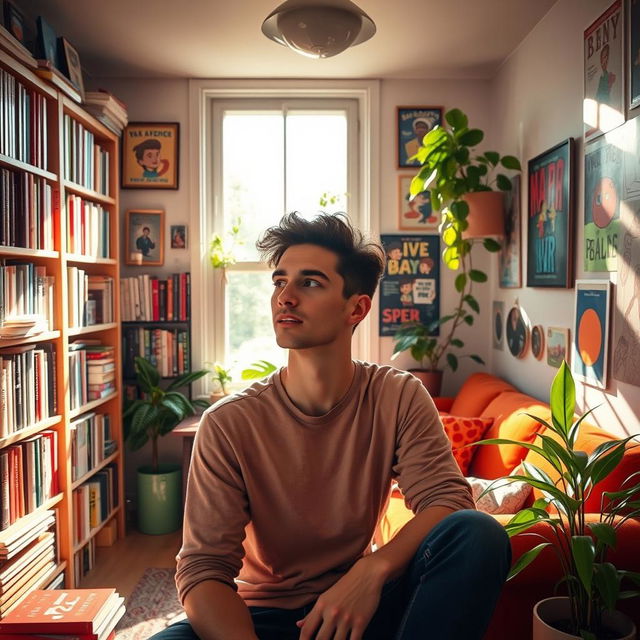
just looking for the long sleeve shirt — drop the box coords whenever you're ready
[175,361,474,609]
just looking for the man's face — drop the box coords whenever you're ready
[140,148,160,170]
[414,121,429,138]
[271,244,360,350]
[601,47,609,70]
[143,228,150,237]
[388,248,402,260]
[400,282,412,294]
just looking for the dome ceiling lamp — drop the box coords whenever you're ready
[261,0,376,59]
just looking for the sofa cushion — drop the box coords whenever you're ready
[468,392,550,479]
[467,466,532,514]
[449,373,517,417]
[441,415,494,475]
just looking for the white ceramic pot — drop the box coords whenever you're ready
[533,597,636,640]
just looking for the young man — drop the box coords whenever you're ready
[154,213,510,640]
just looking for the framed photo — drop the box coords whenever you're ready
[499,175,521,288]
[170,224,187,249]
[547,327,570,368]
[629,0,640,111]
[397,107,443,168]
[622,115,640,199]
[398,175,439,231]
[527,139,575,287]
[121,122,179,189]
[58,37,84,100]
[492,300,504,350]
[379,235,440,337]
[36,16,59,68]
[584,133,622,272]
[572,279,611,388]
[506,304,530,359]
[3,1,25,44]
[531,325,545,360]
[584,0,624,141]
[125,210,164,266]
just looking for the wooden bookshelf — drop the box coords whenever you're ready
[0,48,124,603]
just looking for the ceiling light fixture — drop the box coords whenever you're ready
[261,0,376,59]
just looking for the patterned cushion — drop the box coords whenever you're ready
[441,416,494,475]
[467,466,532,514]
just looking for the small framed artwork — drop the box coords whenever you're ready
[628,0,640,111]
[170,225,187,249]
[531,325,545,360]
[121,122,179,189]
[583,0,624,141]
[36,16,59,68]
[398,175,439,231]
[125,209,164,266]
[397,106,443,168]
[506,303,530,359]
[527,139,575,287]
[547,327,570,368]
[572,279,611,388]
[499,175,521,288]
[58,37,84,100]
[3,1,25,44]
[492,300,504,350]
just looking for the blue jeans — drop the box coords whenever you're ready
[150,510,511,639]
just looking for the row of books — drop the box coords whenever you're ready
[66,194,110,258]
[67,270,114,328]
[0,263,55,335]
[68,343,115,411]
[120,271,191,322]
[0,68,49,170]
[0,343,57,438]
[83,90,128,137]
[72,464,117,547]
[0,168,55,251]
[123,327,190,379]
[70,412,115,482]
[74,536,96,585]
[62,115,110,196]
[0,431,58,531]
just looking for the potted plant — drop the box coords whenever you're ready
[209,217,242,282]
[124,356,210,534]
[391,108,521,396]
[208,362,233,403]
[477,361,640,640]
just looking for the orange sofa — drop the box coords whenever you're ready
[377,373,640,640]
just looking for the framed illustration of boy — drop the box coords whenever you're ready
[57,37,84,99]
[397,107,442,168]
[170,224,187,249]
[125,209,164,266]
[121,122,179,189]
[397,175,438,231]
[583,0,624,141]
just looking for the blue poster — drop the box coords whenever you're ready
[397,107,442,168]
[379,235,440,337]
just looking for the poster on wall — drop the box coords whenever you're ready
[527,139,574,287]
[547,327,570,368]
[572,280,611,388]
[379,234,440,337]
[584,133,622,272]
[583,0,624,141]
[628,0,640,111]
[398,175,439,231]
[612,199,640,386]
[499,175,521,288]
[622,116,640,199]
[397,107,443,168]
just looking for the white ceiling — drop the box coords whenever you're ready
[20,0,557,80]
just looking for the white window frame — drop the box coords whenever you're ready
[187,79,380,397]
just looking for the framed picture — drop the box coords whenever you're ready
[58,37,84,100]
[36,16,59,68]
[583,0,624,141]
[547,327,570,368]
[398,175,439,231]
[527,139,575,287]
[125,210,164,266]
[628,0,640,111]
[622,115,640,199]
[3,1,25,44]
[572,279,611,388]
[506,303,530,359]
[170,224,187,249]
[584,132,623,272]
[531,325,545,360]
[492,300,504,350]
[121,122,179,189]
[499,175,521,288]
[379,234,440,337]
[397,107,443,168]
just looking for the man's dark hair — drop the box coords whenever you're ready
[142,226,150,232]
[256,212,385,299]
[133,138,161,161]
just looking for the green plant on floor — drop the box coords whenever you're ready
[477,361,640,639]
[241,360,277,381]
[124,356,210,473]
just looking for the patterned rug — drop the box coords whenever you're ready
[115,568,187,640]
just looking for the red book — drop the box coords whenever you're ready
[151,278,159,322]
[179,273,187,321]
[0,589,117,634]
[0,631,115,640]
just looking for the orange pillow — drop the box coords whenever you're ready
[441,416,494,475]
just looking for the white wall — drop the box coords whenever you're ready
[489,0,640,436]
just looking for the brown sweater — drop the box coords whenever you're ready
[175,361,474,609]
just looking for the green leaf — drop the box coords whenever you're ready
[446,353,458,372]
[501,155,522,170]
[166,369,208,391]
[450,199,469,219]
[135,356,160,389]
[571,535,595,593]
[458,128,484,147]
[483,151,499,166]
[469,269,488,283]
[464,294,480,313]
[588,522,617,550]
[451,338,464,348]
[496,174,512,191]
[550,361,575,438]
[483,237,501,252]
[445,108,468,130]
[507,543,552,580]
[442,226,458,247]
[455,273,467,292]
[469,355,485,364]
[463,315,474,326]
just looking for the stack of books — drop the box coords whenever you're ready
[0,587,125,640]
[82,91,128,136]
[0,316,49,340]
[86,346,115,401]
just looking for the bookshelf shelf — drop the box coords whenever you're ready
[69,393,119,420]
[71,450,120,490]
[0,416,63,448]
[0,331,61,348]
[0,49,55,97]
[68,323,118,337]
[64,254,118,266]
[0,154,57,181]
[62,181,116,206]
[72,507,120,554]
[0,247,59,260]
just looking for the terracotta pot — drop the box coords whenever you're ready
[209,391,228,404]
[533,597,636,640]
[462,191,504,238]
[408,369,443,397]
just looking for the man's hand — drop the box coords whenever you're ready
[296,555,388,640]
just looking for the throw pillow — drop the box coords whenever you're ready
[467,466,532,514]
[441,416,494,475]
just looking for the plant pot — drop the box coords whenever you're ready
[408,369,443,396]
[136,464,182,535]
[533,597,636,640]
[463,191,504,238]
[209,391,228,404]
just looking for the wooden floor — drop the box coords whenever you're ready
[80,529,182,598]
